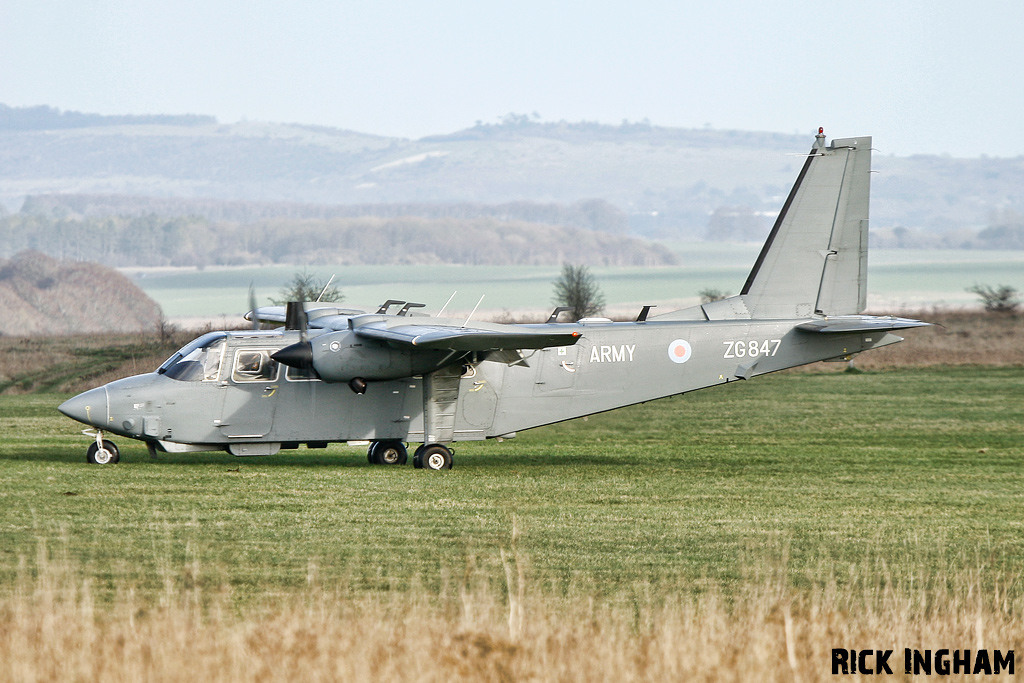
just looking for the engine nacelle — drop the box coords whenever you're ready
[274,330,453,382]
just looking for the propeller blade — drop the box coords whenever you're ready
[248,283,259,330]
[284,301,308,341]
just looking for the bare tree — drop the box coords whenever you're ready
[552,263,605,321]
[271,269,344,304]
[966,284,1020,313]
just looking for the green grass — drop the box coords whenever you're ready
[1,367,1021,605]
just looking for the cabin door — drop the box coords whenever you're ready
[218,347,280,438]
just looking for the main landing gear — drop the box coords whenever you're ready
[366,441,454,470]
[366,440,408,465]
[413,443,454,471]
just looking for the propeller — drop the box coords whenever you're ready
[273,301,313,368]
[274,301,371,393]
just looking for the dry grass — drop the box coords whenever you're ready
[854,309,1024,369]
[2,547,1021,683]
[0,329,197,394]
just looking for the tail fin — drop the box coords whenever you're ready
[740,132,872,319]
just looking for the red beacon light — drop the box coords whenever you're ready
[818,127,824,135]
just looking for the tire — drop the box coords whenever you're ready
[86,440,120,465]
[368,440,407,466]
[412,444,425,469]
[418,444,453,471]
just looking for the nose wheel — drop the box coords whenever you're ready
[86,431,120,465]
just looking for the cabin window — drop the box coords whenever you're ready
[161,337,225,382]
[285,365,320,381]
[231,349,279,382]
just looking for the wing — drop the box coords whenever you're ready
[353,320,580,351]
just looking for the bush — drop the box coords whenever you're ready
[271,269,344,305]
[966,284,1020,313]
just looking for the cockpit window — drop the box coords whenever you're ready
[160,334,226,382]
[231,349,279,382]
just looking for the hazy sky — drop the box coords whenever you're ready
[2,0,1021,157]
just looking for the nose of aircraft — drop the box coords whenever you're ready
[58,387,108,427]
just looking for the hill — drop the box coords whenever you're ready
[0,251,162,336]
[2,105,1022,242]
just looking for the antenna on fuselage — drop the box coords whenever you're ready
[315,274,337,303]
[376,300,405,315]
[436,291,457,317]
[462,295,484,328]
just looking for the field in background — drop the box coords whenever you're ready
[1,367,1022,679]
[124,244,1024,324]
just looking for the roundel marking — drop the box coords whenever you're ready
[667,339,692,364]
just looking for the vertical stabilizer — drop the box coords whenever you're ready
[740,133,872,318]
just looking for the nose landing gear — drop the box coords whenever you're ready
[85,430,120,465]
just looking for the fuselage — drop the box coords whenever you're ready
[58,316,902,456]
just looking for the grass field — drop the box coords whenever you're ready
[2,367,1023,680]
[125,245,1024,322]
[3,366,1022,595]
[1,366,1022,679]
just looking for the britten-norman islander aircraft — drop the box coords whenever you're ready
[60,130,927,469]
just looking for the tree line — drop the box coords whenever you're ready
[0,212,676,268]
[21,194,631,234]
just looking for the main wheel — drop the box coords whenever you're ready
[368,440,408,465]
[418,444,453,471]
[86,440,120,465]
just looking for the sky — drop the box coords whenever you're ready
[1,0,1021,158]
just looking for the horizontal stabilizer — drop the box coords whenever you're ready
[354,322,580,351]
[796,316,930,334]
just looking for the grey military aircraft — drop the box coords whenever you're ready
[59,130,927,469]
